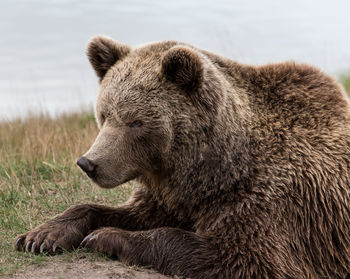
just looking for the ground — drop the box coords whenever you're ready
[3,255,171,279]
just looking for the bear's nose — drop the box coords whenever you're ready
[77,156,96,178]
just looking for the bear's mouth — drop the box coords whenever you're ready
[90,171,140,189]
[86,168,96,179]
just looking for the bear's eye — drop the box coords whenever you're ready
[100,113,106,123]
[127,120,143,128]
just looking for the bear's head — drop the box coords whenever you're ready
[77,36,243,189]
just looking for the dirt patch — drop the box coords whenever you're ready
[4,257,172,279]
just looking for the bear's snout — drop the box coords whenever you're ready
[77,156,97,178]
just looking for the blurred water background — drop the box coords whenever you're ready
[1,0,350,120]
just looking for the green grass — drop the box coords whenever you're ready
[340,70,350,93]
[0,112,133,276]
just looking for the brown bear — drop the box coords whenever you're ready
[15,36,350,278]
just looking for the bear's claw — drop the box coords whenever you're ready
[39,242,46,253]
[25,241,33,252]
[52,242,62,253]
[31,242,37,253]
[81,234,98,247]
[15,237,24,251]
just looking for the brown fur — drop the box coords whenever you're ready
[15,36,350,278]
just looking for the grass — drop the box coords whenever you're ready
[0,111,133,277]
[340,70,350,93]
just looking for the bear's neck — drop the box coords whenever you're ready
[142,108,253,226]
[142,52,258,225]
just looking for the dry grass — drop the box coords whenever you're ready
[0,111,133,276]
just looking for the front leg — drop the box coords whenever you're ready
[15,204,96,253]
[81,227,220,278]
[15,187,185,253]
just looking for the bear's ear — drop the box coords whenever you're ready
[87,36,131,81]
[161,46,203,91]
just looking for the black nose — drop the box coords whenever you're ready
[77,157,96,178]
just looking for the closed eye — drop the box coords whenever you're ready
[127,120,143,128]
[100,113,106,124]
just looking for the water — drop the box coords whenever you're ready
[1,0,350,120]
